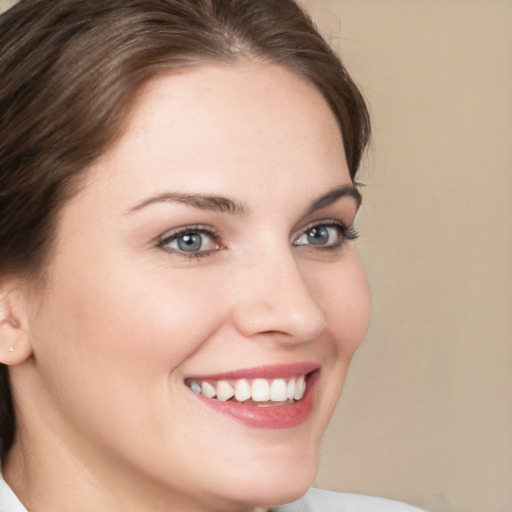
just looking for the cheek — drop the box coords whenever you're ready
[310,252,371,356]
[34,256,228,395]
[78,271,225,374]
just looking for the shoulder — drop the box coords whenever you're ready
[273,488,427,512]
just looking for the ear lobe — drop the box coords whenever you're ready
[0,286,33,366]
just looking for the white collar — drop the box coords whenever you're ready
[0,469,27,512]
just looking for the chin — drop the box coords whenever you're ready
[225,471,316,510]
[203,399,333,508]
[211,439,320,509]
[254,466,317,508]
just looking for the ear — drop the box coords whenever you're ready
[0,279,33,366]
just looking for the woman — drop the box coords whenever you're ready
[0,0,425,510]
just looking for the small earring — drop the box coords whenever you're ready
[8,345,14,352]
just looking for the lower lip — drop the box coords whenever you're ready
[189,371,319,429]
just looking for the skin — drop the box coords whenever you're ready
[1,61,371,511]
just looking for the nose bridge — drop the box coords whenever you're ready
[231,244,326,342]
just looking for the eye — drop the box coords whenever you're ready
[158,226,221,257]
[294,221,358,249]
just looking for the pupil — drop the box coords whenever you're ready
[178,233,202,251]
[307,227,329,245]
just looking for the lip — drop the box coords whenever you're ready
[185,363,320,429]
[185,361,319,381]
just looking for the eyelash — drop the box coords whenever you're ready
[294,220,359,252]
[157,221,358,260]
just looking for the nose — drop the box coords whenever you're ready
[230,248,327,344]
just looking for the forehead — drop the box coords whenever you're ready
[81,61,350,209]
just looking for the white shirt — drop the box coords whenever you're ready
[273,488,427,511]
[0,473,24,512]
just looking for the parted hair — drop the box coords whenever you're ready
[0,0,370,456]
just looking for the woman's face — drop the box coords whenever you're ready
[18,62,371,510]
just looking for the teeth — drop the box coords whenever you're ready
[294,375,306,400]
[189,381,201,394]
[252,379,270,401]
[186,374,309,404]
[235,379,251,402]
[201,381,216,398]
[270,379,287,401]
[216,380,235,401]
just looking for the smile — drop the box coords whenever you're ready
[184,364,319,429]
[185,375,308,405]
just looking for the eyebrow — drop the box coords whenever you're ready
[305,184,362,215]
[126,184,361,216]
[127,192,248,216]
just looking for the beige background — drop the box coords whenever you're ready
[299,2,512,512]
[1,1,511,511]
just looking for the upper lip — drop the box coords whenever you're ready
[185,362,320,381]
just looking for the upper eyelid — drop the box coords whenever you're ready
[158,224,218,240]
[156,219,352,240]
[300,218,348,230]
[156,224,221,252]
[293,218,349,238]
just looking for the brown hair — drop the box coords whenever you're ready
[0,0,370,456]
